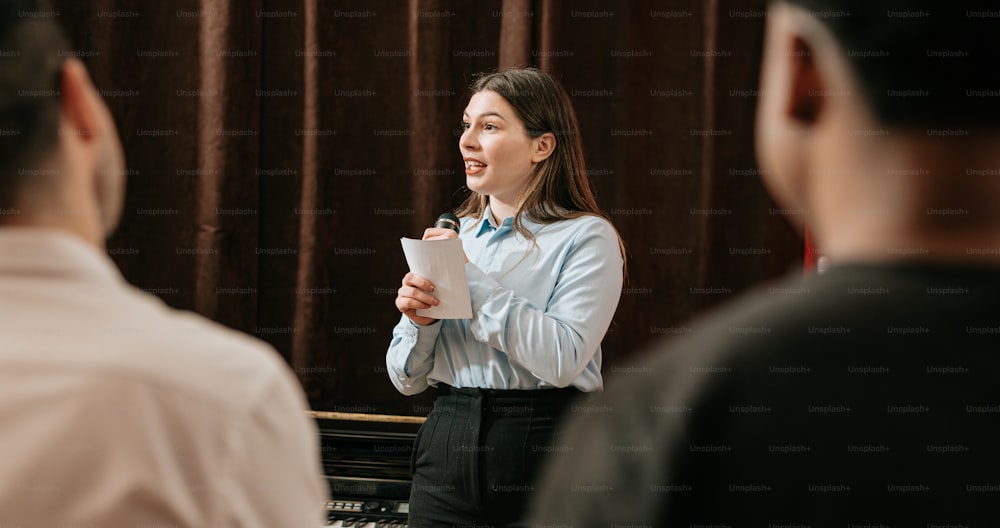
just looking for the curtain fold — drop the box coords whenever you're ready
[289,0,322,394]
[498,0,533,68]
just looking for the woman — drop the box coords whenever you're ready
[387,67,625,527]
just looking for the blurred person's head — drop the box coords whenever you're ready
[755,1,1000,259]
[0,0,125,246]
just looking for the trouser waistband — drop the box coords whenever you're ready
[436,384,585,412]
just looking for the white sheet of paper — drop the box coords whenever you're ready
[400,237,473,319]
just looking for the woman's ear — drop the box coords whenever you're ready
[531,132,556,163]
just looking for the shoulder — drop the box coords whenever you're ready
[600,273,836,416]
[534,276,833,521]
[593,268,901,453]
[553,213,617,232]
[538,213,620,246]
[91,288,303,417]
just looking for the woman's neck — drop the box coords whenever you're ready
[488,197,517,223]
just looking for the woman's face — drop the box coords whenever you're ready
[459,90,538,206]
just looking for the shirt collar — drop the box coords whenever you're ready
[475,204,516,238]
[0,227,125,288]
[473,204,552,239]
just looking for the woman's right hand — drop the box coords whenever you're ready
[395,272,440,326]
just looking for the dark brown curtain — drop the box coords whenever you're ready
[54,0,798,415]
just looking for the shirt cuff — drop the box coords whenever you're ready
[406,317,442,358]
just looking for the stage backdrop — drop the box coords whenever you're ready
[53,0,799,416]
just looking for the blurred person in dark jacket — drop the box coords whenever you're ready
[531,1,1000,525]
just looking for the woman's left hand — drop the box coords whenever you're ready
[422,227,469,263]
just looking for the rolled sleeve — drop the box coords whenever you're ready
[386,316,442,395]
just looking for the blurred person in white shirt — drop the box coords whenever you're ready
[0,1,326,526]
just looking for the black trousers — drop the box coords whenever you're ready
[408,385,583,528]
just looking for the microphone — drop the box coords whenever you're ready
[434,212,460,234]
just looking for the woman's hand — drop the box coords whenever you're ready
[422,227,469,263]
[395,226,469,326]
[396,272,440,326]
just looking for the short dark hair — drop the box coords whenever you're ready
[778,0,1000,128]
[0,0,69,204]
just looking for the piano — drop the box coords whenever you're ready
[310,411,425,527]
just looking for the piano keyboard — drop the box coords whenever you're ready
[324,498,408,527]
[325,520,407,527]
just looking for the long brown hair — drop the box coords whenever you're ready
[454,68,626,268]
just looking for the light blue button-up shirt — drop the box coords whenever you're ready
[386,207,624,394]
